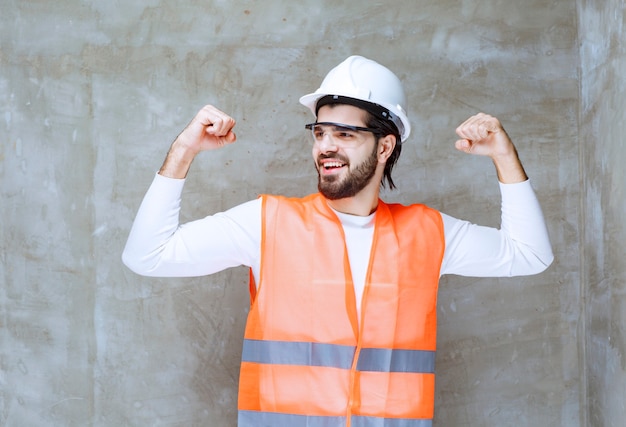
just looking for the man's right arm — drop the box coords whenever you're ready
[122,106,261,278]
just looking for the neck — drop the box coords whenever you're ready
[325,184,380,216]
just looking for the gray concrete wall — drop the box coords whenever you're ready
[0,1,602,426]
[578,0,626,425]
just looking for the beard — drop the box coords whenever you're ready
[317,144,378,200]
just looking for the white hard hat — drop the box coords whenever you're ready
[299,55,411,142]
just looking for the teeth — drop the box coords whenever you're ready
[324,162,344,169]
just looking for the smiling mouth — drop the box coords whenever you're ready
[322,161,346,170]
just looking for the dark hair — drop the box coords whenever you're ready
[364,110,401,190]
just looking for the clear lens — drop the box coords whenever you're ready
[304,122,379,147]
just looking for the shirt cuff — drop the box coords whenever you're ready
[152,172,186,192]
[499,179,536,204]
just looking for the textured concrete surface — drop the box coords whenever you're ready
[0,0,619,426]
[579,0,626,425]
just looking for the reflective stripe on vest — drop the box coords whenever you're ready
[239,193,445,424]
[242,339,435,373]
[239,410,433,427]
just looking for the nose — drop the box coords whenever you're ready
[316,132,339,153]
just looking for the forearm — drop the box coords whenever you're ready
[159,139,198,179]
[491,146,528,184]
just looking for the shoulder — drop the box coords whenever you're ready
[381,201,444,236]
[260,193,323,211]
[260,193,320,204]
[260,193,340,225]
[384,201,442,219]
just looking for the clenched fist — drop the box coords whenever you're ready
[159,105,237,179]
[454,113,527,183]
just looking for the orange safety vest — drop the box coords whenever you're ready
[238,193,445,427]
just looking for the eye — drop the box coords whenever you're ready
[334,127,357,139]
[312,127,325,139]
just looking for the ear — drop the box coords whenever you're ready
[377,134,397,163]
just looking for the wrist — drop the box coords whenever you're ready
[491,149,528,184]
[159,140,198,179]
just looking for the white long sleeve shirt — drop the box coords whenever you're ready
[123,174,554,313]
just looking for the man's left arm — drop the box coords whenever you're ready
[440,113,554,277]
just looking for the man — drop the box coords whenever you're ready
[123,55,553,426]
